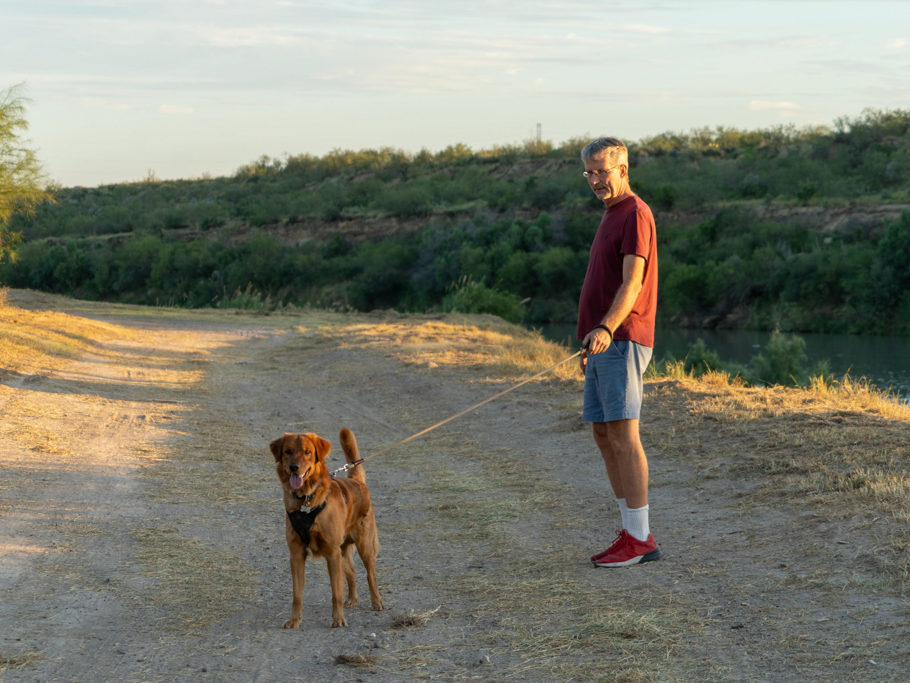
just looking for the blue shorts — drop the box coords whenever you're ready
[582,341,653,423]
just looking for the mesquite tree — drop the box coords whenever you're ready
[1,84,50,264]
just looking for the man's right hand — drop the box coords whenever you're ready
[582,326,613,355]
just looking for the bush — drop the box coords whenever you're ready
[441,277,526,323]
[748,332,810,386]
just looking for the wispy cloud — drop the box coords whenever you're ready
[615,23,671,35]
[884,38,907,49]
[198,26,304,47]
[158,104,195,115]
[748,100,801,112]
[80,96,132,110]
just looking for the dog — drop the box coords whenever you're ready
[269,427,384,628]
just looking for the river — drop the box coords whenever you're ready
[539,324,910,401]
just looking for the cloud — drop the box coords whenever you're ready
[748,100,801,112]
[884,38,907,49]
[198,26,303,47]
[615,23,671,35]
[158,104,195,115]
[80,97,132,111]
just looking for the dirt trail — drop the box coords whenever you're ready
[1,294,907,681]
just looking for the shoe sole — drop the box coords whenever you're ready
[593,547,662,568]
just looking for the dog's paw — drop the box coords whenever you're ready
[283,617,301,629]
[344,595,359,608]
[371,597,384,611]
[331,615,348,627]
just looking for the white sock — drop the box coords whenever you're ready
[616,498,630,531]
[626,505,650,542]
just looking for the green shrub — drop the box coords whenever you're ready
[748,331,810,386]
[441,277,526,323]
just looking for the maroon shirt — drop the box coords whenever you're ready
[576,195,658,347]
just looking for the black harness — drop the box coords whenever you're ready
[287,501,327,546]
[286,480,347,546]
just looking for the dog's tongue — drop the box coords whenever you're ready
[290,474,303,490]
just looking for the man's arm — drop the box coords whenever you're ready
[582,253,646,355]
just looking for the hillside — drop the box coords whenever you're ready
[1,290,908,680]
[2,109,910,334]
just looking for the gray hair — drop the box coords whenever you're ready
[581,137,629,167]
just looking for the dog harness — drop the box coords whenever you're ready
[286,481,348,545]
[287,502,326,546]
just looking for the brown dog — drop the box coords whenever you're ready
[269,427,383,628]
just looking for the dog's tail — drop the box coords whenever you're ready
[339,427,365,483]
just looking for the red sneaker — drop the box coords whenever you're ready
[593,531,661,567]
[590,530,626,563]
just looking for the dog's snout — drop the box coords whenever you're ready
[288,463,299,473]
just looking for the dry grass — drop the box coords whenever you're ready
[0,299,141,378]
[129,526,258,631]
[307,312,581,381]
[0,652,42,671]
[380,434,707,681]
[334,653,377,669]
[0,292,262,640]
[647,370,910,587]
[391,605,442,628]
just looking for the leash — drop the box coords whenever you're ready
[331,349,584,477]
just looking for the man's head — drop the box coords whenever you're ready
[581,137,628,168]
[581,137,632,207]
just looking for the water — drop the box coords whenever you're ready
[539,324,910,400]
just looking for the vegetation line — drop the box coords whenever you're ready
[1,108,909,338]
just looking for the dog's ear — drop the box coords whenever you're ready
[269,435,286,462]
[308,434,332,462]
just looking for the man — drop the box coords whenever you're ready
[577,137,660,567]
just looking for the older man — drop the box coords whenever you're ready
[577,137,661,567]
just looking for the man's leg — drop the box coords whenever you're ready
[593,418,648,536]
[591,418,660,566]
[592,421,624,499]
[596,419,648,509]
[585,342,659,565]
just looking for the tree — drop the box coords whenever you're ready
[1,84,51,263]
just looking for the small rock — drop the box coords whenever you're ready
[470,651,492,667]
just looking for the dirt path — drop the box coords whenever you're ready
[1,294,907,681]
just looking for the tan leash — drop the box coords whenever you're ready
[331,349,583,477]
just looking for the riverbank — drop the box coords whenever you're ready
[541,322,910,400]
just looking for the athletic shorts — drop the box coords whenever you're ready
[582,340,653,423]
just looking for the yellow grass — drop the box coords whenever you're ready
[0,300,142,377]
[646,368,910,584]
[307,312,581,381]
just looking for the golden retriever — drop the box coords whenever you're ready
[269,427,383,628]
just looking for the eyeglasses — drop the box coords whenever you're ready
[582,166,617,179]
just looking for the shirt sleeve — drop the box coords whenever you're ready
[620,207,653,261]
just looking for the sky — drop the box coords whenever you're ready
[2,0,909,188]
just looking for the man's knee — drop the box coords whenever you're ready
[605,418,638,437]
[592,421,610,448]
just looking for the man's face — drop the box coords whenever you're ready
[584,158,625,205]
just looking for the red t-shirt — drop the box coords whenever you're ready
[576,195,658,347]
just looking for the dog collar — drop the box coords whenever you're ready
[292,481,322,507]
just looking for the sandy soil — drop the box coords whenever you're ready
[1,291,907,682]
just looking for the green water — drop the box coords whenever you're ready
[540,324,910,400]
